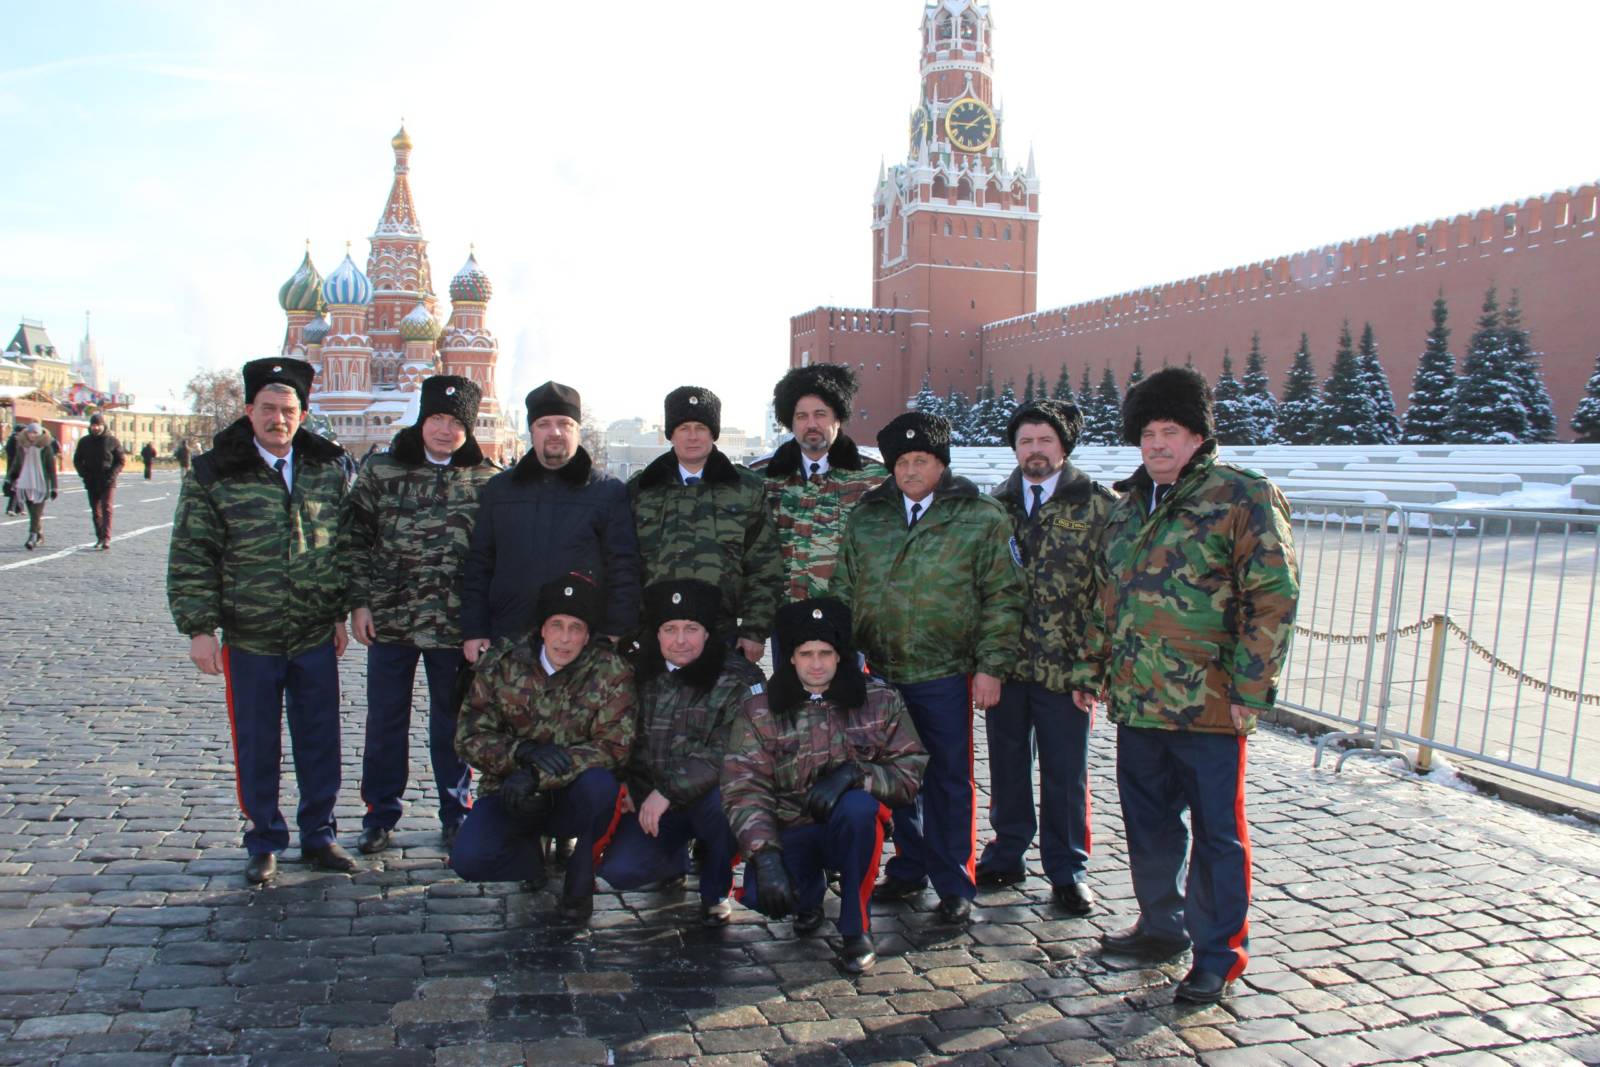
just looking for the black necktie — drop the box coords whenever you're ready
[273,458,289,497]
[809,462,821,480]
[685,475,700,486]
[1029,484,1044,522]
[909,501,923,529]
[1151,482,1170,512]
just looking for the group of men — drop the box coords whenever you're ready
[166,353,1297,995]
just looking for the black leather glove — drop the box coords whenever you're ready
[804,762,864,825]
[498,770,550,824]
[514,741,574,779]
[753,848,796,920]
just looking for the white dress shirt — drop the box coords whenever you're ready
[255,440,293,491]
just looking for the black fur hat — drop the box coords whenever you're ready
[418,375,481,430]
[664,385,721,440]
[1121,366,1214,445]
[525,381,582,425]
[535,572,602,631]
[768,598,868,718]
[1007,399,1082,453]
[243,357,314,407]
[877,411,952,468]
[773,363,859,429]
[643,578,720,633]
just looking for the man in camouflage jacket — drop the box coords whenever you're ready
[451,575,635,921]
[628,386,781,660]
[598,579,763,925]
[1072,367,1298,1004]
[344,376,498,855]
[977,400,1116,916]
[722,598,926,973]
[166,358,355,884]
[833,412,1023,925]
[751,364,886,628]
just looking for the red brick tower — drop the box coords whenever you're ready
[441,250,505,460]
[365,125,438,392]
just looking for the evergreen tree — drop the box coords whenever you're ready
[966,371,1008,445]
[1211,351,1253,445]
[990,379,1020,445]
[1078,365,1094,413]
[1022,368,1036,404]
[1279,332,1323,445]
[1239,332,1279,445]
[1052,364,1073,402]
[1502,291,1557,442]
[1127,348,1145,388]
[909,374,942,419]
[1088,365,1122,445]
[1570,354,1600,442]
[1449,288,1528,444]
[1401,293,1457,444]
[945,388,975,445]
[1320,322,1379,444]
[1357,322,1401,443]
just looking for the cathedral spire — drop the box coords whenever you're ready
[375,122,423,238]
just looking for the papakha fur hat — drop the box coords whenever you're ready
[772,363,860,429]
[1006,399,1082,453]
[1121,366,1215,445]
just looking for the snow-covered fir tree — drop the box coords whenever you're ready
[1449,288,1528,444]
[1320,322,1379,444]
[1502,291,1557,443]
[945,388,976,445]
[1052,364,1073,402]
[1211,352,1253,445]
[1278,332,1323,444]
[1088,366,1122,445]
[1570,354,1600,442]
[1239,332,1279,444]
[1357,322,1401,443]
[909,374,943,419]
[1402,294,1456,444]
[1127,348,1145,388]
[1022,369,1036,404]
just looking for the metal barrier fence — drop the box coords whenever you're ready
[1279,498,1599,796]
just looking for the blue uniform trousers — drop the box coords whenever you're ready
[738,790,890,936]
[449,768,623,898]
[1116,725,1252,980]
[598,787,738,904]
[883,674,977,900]
[221,642,342,856]
[980,681,1091,885]
[360,643,473,832]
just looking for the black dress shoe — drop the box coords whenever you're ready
[701,898,732,927]
[356,827,392,855]
[558,894,594,922]
[935,896,973,924]
[522,869,548,893]
[1100,922,1190,960]
[1052,881,1095,915]
[839,934,876,974]
[302,843,358,873]
[793,908,825,935]
[871,876,927,903]
[245,853,277,885]
[975,864,1026,888]
[1174,968,1230,1004]
[441,822,460,848]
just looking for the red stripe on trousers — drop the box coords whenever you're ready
[964,677,977,883]
[588,785,629,891]
[219,647,250,819]
[855,803,891,933]
[1225,736,1252,981]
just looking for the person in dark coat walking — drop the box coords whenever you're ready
[140,442,157,480]
[3,423,57,549]
[175,439,192,473]
[73,413,125,550]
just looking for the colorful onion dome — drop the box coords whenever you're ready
[398,302,441,342]
[277,249,323,312]
[392,124,413,151]
[301,315,329,345]
[449,249,492,303]
[322,247,373,306]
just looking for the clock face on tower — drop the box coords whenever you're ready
[945,96,996,153]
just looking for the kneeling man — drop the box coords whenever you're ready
[722,599,927,973]
[451,575,635,921]
[599,579,763,925]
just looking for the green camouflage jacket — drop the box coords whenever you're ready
[1072,441,1299,735]
[754,435,887,602]
[834,471,1024,684]
[993,464,1118,692]
[343,427,499,649]
[624,647,765,807]
[455,638,636,796]
[628,448,782,643]
[166,419,350,657]
[720,678,926,856]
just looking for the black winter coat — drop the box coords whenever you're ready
[73,432,125,490]
[460,447,642,641]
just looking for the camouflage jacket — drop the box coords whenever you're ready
[166,419,350,657]
[455,638,636,796]
[993,464,1118,692]
[343,427,499,649]
[624,647,765,807]
[753,435,887,602]
[628,448,782,643]
[834,471,1024,684]
[1072,441,1299,735]
[721,678,927,856]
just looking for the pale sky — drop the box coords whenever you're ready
[4,0,1597,435]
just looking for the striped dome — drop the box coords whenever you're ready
[302,315,330,345]
[322,251,373,306]
[277,251,323,312]
[449,251,492,303]
[398,302,441,342]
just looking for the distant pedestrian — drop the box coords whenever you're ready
[72,413,125,550]
[140,442,156,479]
[174,439,192,473]
[3,423,58,550]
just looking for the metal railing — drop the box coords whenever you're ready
[1279,498,1599,795]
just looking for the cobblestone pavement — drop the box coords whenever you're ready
[1,478,1598,1067]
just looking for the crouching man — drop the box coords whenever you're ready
[599,579,763,926]
[451,575,635,922]
[721,599,927,973]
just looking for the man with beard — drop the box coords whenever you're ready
[460,381,640,658]
[976,400,1115,915]
[344,376,499,853]
[73,412,125,550]
[598,579,763,926]
[721,598,926,973]
[451,575,635,922]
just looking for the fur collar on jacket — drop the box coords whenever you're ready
[767,659,868,723]
[510,445,593,486]
[205,417,345,480]
[995,461,1094,507]
[388,425,486,468]
[636,446,740,490]
[762,434,876,479]
[634,639,737,696]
